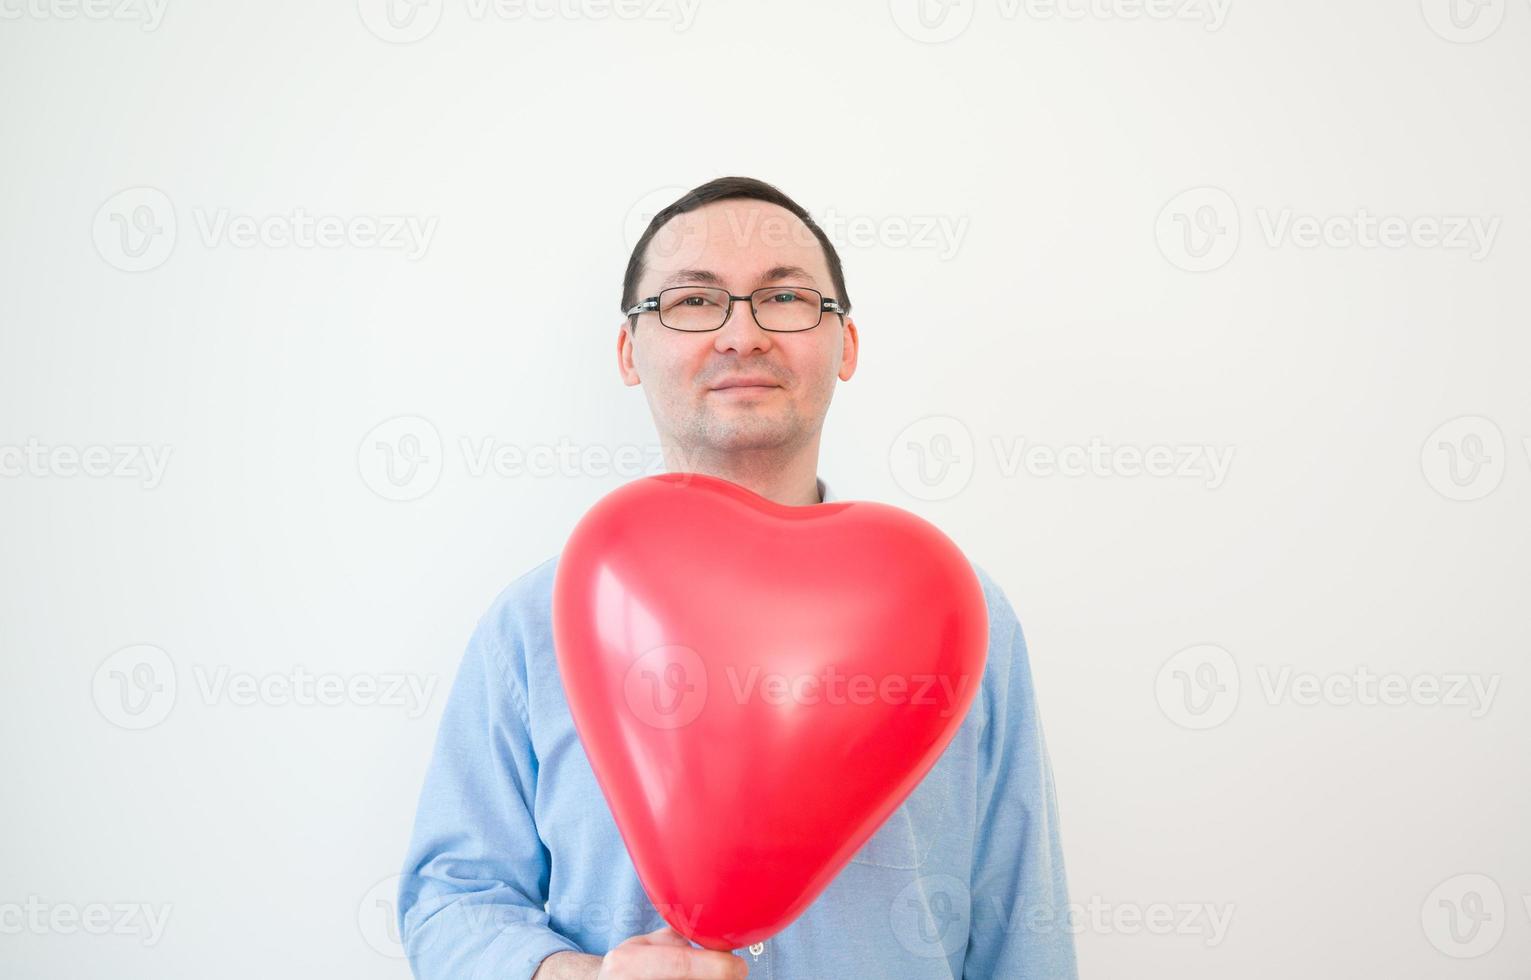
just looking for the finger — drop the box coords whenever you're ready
[632,924,692,947]
[685,948,748,978]
[631,945,747,978]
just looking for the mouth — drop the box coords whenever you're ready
[708,377,781,394]
[710,384,779,395]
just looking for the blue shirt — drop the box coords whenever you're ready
[398,478,1077,980]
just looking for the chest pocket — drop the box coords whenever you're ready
[848,771,949,869]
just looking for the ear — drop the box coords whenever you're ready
[617,319,642,386]
[837,317,859,382]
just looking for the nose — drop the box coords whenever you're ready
[714,295,773,356]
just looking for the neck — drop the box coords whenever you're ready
[663,438,822,507]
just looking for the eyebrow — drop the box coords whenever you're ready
[656,265,821,292]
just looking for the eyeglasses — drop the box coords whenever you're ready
[625,285,847,333]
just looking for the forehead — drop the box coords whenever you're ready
[642,198,832,290]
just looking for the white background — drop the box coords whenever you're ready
[2,1,1529,977]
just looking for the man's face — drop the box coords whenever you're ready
[617,199,858,457]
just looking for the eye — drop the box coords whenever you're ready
[662,289,724,312]
[762,289,804,305]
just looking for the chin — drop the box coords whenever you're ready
[701,416,799,451]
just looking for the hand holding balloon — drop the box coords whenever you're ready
[595,926,749,979]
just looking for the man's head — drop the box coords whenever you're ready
[617,178,859,469]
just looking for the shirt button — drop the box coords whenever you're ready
[748,941,765,957]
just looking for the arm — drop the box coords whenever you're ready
[534,951,602,979]
[397,613,751,980]
[963,594,1078,979]
[398,616,583,980]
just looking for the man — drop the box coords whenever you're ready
[398,177,1077,979]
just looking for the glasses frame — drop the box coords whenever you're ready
[625,285,848,333]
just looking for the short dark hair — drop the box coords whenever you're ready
[620,176,852,326]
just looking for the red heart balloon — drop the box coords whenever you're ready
[552,473,988,950]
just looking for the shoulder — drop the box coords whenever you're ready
[466,553,562,688]
[970,560,1024,650]
[484,552,562,624]
[966,560,1035,734]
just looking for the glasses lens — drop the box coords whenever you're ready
[659,287,729,331]
[752,287,823,332]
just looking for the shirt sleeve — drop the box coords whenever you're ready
[397,614,583,980]
[964,589,1078,979]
